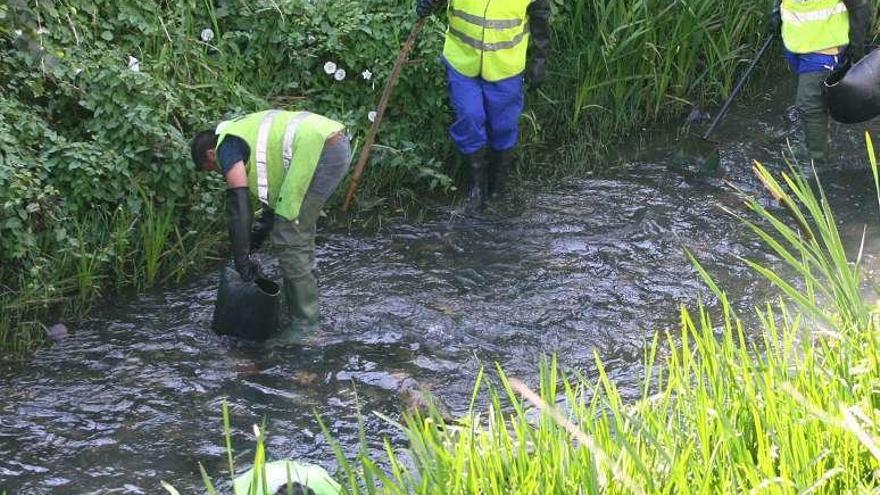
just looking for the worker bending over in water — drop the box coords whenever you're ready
[191,110,351,344]
[771,0,872,167]
[417,0,551,211]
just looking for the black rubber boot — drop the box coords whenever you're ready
[488,148,515,200]
[463,147,489,213]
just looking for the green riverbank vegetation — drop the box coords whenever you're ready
[188,139,880,493]
[0,0,785,356]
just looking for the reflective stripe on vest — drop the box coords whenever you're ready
[442,0,533,82]
[216,111,345,220]
[254,110,280,204]
[447,24,530,52]
[282,112,312,172]
[781,0,850,54]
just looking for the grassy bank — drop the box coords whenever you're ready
[0,0,854,355]
[185,140,880,493]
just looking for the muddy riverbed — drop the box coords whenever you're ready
[3,82,880,493]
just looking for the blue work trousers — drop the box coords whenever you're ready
[784,49,842,74]
[445,61,525,155]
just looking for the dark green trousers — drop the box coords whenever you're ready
[796,70,831,166]
[269,135,351,343]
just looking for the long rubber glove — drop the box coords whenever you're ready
[769,0,782,37]
[843,0,872,62]
[527,0,551,90]
[416,0,446,18]
[226,187,259,281]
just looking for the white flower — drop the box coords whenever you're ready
[368,111,377,123]
[362,70,373,81]
[323,61,337,75]
[307,35,316,44]
[128,56,140,73]
[200,28,214,42]
[74,67,84,76]
[13,30,22,37]
[334,68,346,81]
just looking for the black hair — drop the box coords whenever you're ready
[190,130,218,170]
[273,483,314,495]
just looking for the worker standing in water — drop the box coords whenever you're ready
[417,0,551,212]
[771,0,871,168]
[190,110,351,344]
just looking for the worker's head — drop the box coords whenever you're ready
[190,130,219,172]
[232,460,338,495]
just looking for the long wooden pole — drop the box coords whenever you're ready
[342,17,428,213]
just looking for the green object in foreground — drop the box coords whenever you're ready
[233,460,341,495]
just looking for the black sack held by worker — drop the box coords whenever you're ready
[212,266,281,340]
[826,49,880,124]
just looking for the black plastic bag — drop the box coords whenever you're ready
[212,267,281,340]
[826,49,880,124]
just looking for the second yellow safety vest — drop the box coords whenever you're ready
[442,0,533,82]
[781,0,850,54]
[216,111,344,221]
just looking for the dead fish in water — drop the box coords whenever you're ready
[685,107,712,126]
[46,323,69,342]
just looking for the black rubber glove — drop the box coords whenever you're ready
[416,0,445,18]
[250,206,275,252]
[843,0,872,63]
[526,59,546,90]
[768,0,782,37]
[226,187,259,282]
[527,0,551,90]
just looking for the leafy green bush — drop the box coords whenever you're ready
[0,0,459,354]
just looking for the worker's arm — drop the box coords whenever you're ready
[769,0,782,36]
[416,0,447,18]
[224,161,248,189]
[843,0,872,61]
[224,161,259,281]
[527,0,551,90]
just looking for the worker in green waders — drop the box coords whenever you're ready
[416,0,551,212]
[191,110,351,344]
[770,0,871,168]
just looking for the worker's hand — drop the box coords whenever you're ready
[416,0,437,18]
[768,4,782,36]
[235,256,261,283]
[250,208,275,252]
[526,58,546,90]
[847,44,866,65]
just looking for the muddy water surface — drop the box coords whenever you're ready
[3,83,880,493]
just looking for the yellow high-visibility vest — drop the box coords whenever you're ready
[781,0,850,54]
[442,0,533,82]
[216,110,344,221]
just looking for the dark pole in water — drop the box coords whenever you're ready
[702,34,776,141]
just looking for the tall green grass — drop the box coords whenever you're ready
[533,0,769,162]
[274,138,880,493]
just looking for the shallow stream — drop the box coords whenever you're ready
[3,83,880,493]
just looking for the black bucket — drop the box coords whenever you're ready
[212,267,281,340]
[826,49,880,124]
